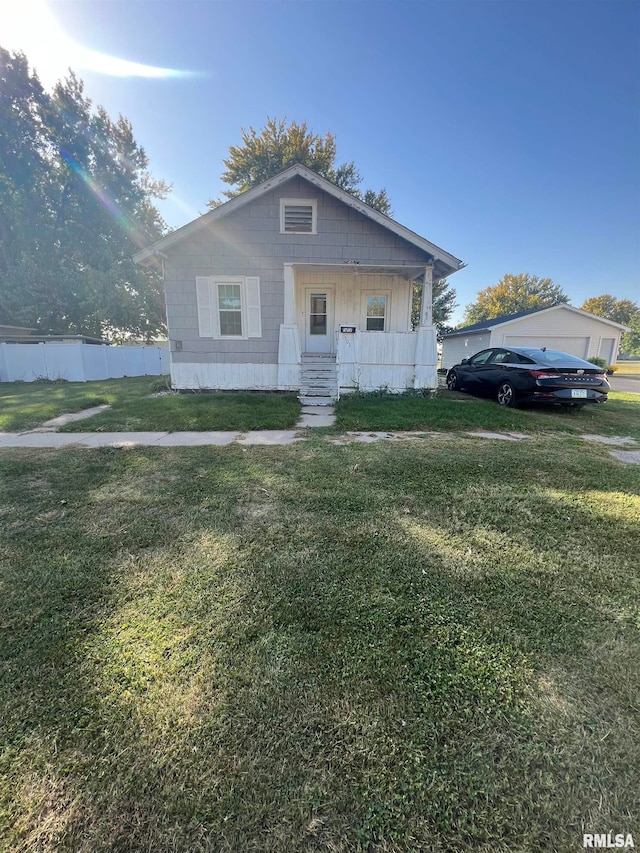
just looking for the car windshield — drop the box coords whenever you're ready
[519,349,594,367]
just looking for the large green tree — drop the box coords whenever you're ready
[581,294,640,356]
[462,273,570,326]
[0,47,169,338]
[210,117,392,214]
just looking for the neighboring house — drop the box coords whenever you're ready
[441,306,628,370]
[134,164,464,398]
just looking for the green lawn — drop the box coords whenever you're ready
[0,378,301,433]
[0,377,152,432]
[335,389,640,440]
[1,439,638,851]
[59,390,301,432]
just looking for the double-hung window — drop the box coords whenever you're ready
[196,276,262,339]
[217,283,243,336]
[363,293,389,331]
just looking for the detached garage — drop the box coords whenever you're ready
[441,305,628,369]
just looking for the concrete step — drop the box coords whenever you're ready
[300,389,338,397]
[299,395,336,406]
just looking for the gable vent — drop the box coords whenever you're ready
[281,199,317,234]
[284,204,313,232]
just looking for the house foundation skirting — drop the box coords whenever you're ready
[338,362,417,394]
[171,362,279,391]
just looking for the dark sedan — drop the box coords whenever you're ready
[446,347,610,407]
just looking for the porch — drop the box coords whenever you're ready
[277,262,438,399]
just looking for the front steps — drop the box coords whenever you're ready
[299,353,338,404]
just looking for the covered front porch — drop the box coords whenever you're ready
[277,262,438,399]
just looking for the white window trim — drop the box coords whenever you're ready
[280,198,317,235]
[196,276,261,340]
[362,290,391,332]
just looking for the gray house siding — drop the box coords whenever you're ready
[165,176,430,366]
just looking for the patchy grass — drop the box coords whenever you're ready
[59,391,301,432]
[0,377,152,432]
[1,439,639,851]
[335,389,640,440]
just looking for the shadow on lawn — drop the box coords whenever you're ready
[1,441,638,851]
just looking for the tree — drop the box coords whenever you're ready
[581,294,640,356]
[211,117,392,214]
[580,294,638,325]
[411,279,458,336]
[462,273,570,326]
[0,47,169,338]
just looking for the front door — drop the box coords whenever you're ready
[304,289,334,353]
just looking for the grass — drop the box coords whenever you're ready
[0,378,301,433]
[59,390,301,432]
[1,438,639,851]
[334,389,640,440]
[0,377,152,432]
[613,361,640,377]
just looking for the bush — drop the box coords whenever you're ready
[588,357,607,369]
[149,376,173,393]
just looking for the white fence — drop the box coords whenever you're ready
[0,342,170,383]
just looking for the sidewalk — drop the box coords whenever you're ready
[0,430,304,448]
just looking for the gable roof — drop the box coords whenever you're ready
[133,163,464,278]
[443,304,630,337]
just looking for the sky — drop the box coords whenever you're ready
[1,0,639,324]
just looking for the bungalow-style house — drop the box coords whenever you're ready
[441,306,628,370]
[134,164,464,399]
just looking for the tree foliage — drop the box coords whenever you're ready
[462,273,570,326]
[580,294,638,326]
[0,47,169,338]
[581,294,640,356]
[212,117,392,214]
[411,279,458,336]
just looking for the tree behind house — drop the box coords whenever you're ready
[462,273,569,326]
[211,117,392,215]
[581,294,640,356]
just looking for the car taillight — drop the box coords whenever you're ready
[529,370,556,378]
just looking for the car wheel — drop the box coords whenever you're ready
[497,382,517,407]
[447,370,461,391]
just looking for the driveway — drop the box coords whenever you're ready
[610,376,640,394]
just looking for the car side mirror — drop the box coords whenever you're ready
[461,358,469,365]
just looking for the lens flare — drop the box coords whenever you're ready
[0,0,195,86]
[60,148,149,250]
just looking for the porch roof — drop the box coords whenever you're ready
[289,263,427,282]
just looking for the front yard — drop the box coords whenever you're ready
[1,438,638,851]
[0,379,301,432]
[335,389,640,440]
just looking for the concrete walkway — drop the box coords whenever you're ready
[1,427,638,464]
[0,430,304,448]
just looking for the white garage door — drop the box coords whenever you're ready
[503,336,589,358]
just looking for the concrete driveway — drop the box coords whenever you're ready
[610,376,640,394]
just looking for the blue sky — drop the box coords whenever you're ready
[2,0,639,323]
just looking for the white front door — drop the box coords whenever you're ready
[304,288,334,353]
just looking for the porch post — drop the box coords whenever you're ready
[278,263,302,390]
[414,264,438,390]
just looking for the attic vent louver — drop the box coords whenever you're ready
[284,205,313,231]
[280,199,317,234]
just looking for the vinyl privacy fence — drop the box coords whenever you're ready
[0,343,170,383]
